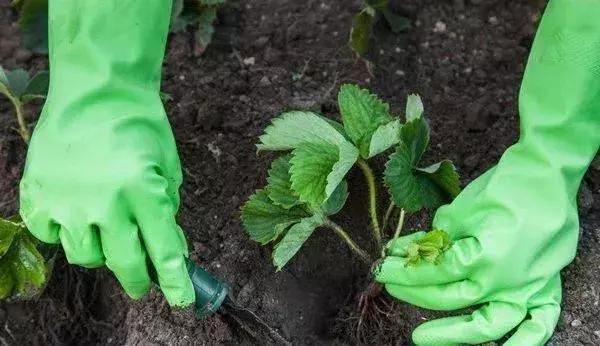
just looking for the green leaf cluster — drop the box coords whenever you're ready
[404,230,452,266]
[0,66,49,103]
[241,156,348,270]
[349,0,411,56]
[171,0,226,55]
[243,84,459,271]
[0,217,55,301]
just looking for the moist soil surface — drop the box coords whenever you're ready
[1,0,599,345]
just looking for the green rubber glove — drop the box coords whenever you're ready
[375,1,600,345]
[19,0,194,307]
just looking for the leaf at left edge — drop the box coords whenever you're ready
[1,232,49,300]
[0,218,23,257]
[272,214,324,271]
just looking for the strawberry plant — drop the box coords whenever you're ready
[0,66,49,143]
[241,84,460,273]
[349,0,410,56]
[170,0,226,56]
[0,217,55,301]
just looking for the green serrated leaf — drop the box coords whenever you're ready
[0,265,14,299]
[0,219,22,257]
[0,232,49,300]
[384,142,446,212]
[272,215,323,270]
[19,0,48,54]
[258,111,351,151]
[170,0,186,32]
[241,190,308,245]
[266,155,301,209]
[400,115,430,165]
[368,119,401,158]
[289,141,358,207]
[21,70,49,102]
[338,84,392,158]
[321,180,348,216]
[405,94,424,122]
[405,230,452,266]
[349,7,376,56]
[416,160,460,198]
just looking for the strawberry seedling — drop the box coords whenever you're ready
[0,66,49,143]
[242,84,460,272]
[349,0,410,56]
[170,0,226,56]
[0,217,55,301]
[241,84,460,338]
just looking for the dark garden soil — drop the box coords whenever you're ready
[1,0,599,345]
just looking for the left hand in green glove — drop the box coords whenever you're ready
[375,1,600,344]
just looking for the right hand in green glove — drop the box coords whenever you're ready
[375,1,600,344]
[18,0,194,307]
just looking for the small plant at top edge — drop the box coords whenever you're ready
[11,0,48,54]
[349,0,411,56]
[0,217,56,301]
[0,66,49,143]
[170,0,226,56]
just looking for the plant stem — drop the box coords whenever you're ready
[381,199,395,234]
[392,209,406,243]
[324,219,371,264]
[382,208,406,258]
[7,95,30,143]
[357,158,381,246]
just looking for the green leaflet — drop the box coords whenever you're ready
[258,111,350,151]
[1,68,29,98]
[272,214,324,271]
[384,100,460,212]
[349,7,376,56]
[266,155,300,209]
[405,94,424,122]
[321,180,348,216]
[0,219,21,257]
[289,141,358,207]
[241,190,308,245]
[368,119,401,158]
[405,230,452,266]
[416,160,461,198]
[0,218,53,300]
[338,84,392,158]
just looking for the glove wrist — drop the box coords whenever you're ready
[43,0,172,123]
